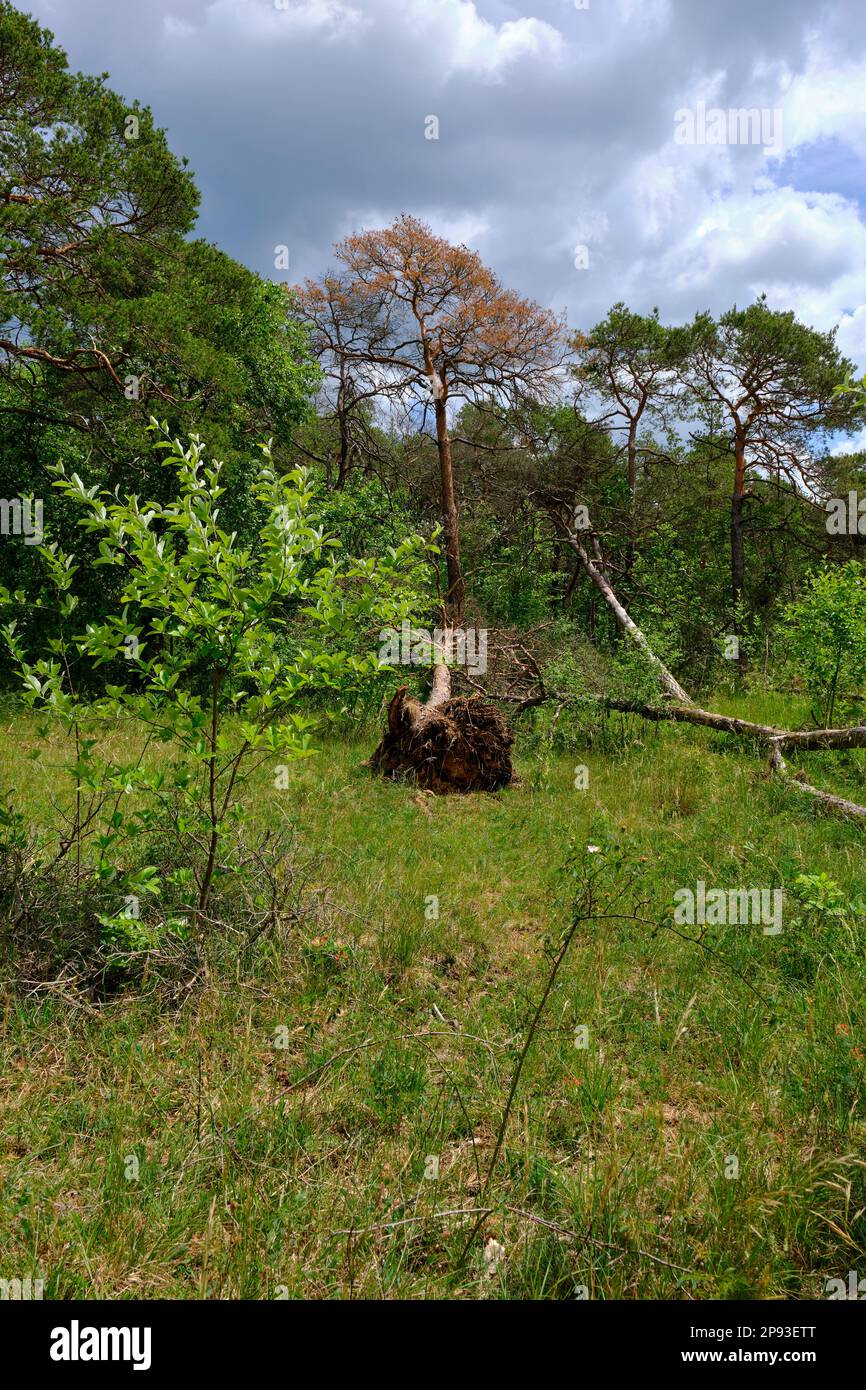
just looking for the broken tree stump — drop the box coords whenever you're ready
[370,662,514,793]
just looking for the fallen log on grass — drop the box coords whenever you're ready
[557,516,866,821]
[766,742,866,820]
[605,698,866,752]
[605,697,866,819]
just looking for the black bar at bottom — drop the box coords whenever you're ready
[6,1298,862,1376]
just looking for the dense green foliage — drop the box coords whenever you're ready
[784,562,866,725]
[0,4,320,680]
[1,428,431,944]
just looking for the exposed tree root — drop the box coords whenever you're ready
[370,662,515,793]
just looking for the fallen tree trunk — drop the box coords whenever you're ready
[606,698,866,817]
[563,530,691,703]
[558,518,866,821]
[606,699,866,751]
[605,698,779,739]
[370,659,514,793]
[604,692,866,826]
[767,742,866,819]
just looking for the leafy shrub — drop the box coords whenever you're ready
[783,563,866,726]
[1,427,431,946]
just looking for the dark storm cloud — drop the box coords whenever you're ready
[23,0,866,361]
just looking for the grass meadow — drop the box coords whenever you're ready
[2,692,865,1299]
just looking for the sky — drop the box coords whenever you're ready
[23,0,866,400]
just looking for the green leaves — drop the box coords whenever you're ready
[0,9,320,681]
[1,427,430,922]
[783,562,866,726]
[1,1,198,389]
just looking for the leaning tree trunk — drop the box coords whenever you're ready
[563,528,691,703]
[370,658,514,793]
[434,394,465,621]
[730,432,748,673]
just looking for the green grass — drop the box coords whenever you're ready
[1,696,865,1299]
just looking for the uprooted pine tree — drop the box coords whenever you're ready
[370,648,514,794]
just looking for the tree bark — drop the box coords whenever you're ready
[730,428,748,671]
[605,698,866,750]
[427,659,453,709]
[336,389,350,490]
[604,699,866,820]
[434,394,465,620]
[767,743,866,819]
[624,398,645,578]
[563,527,691,703]
[606,698,772,737]
[558,537,866,822]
